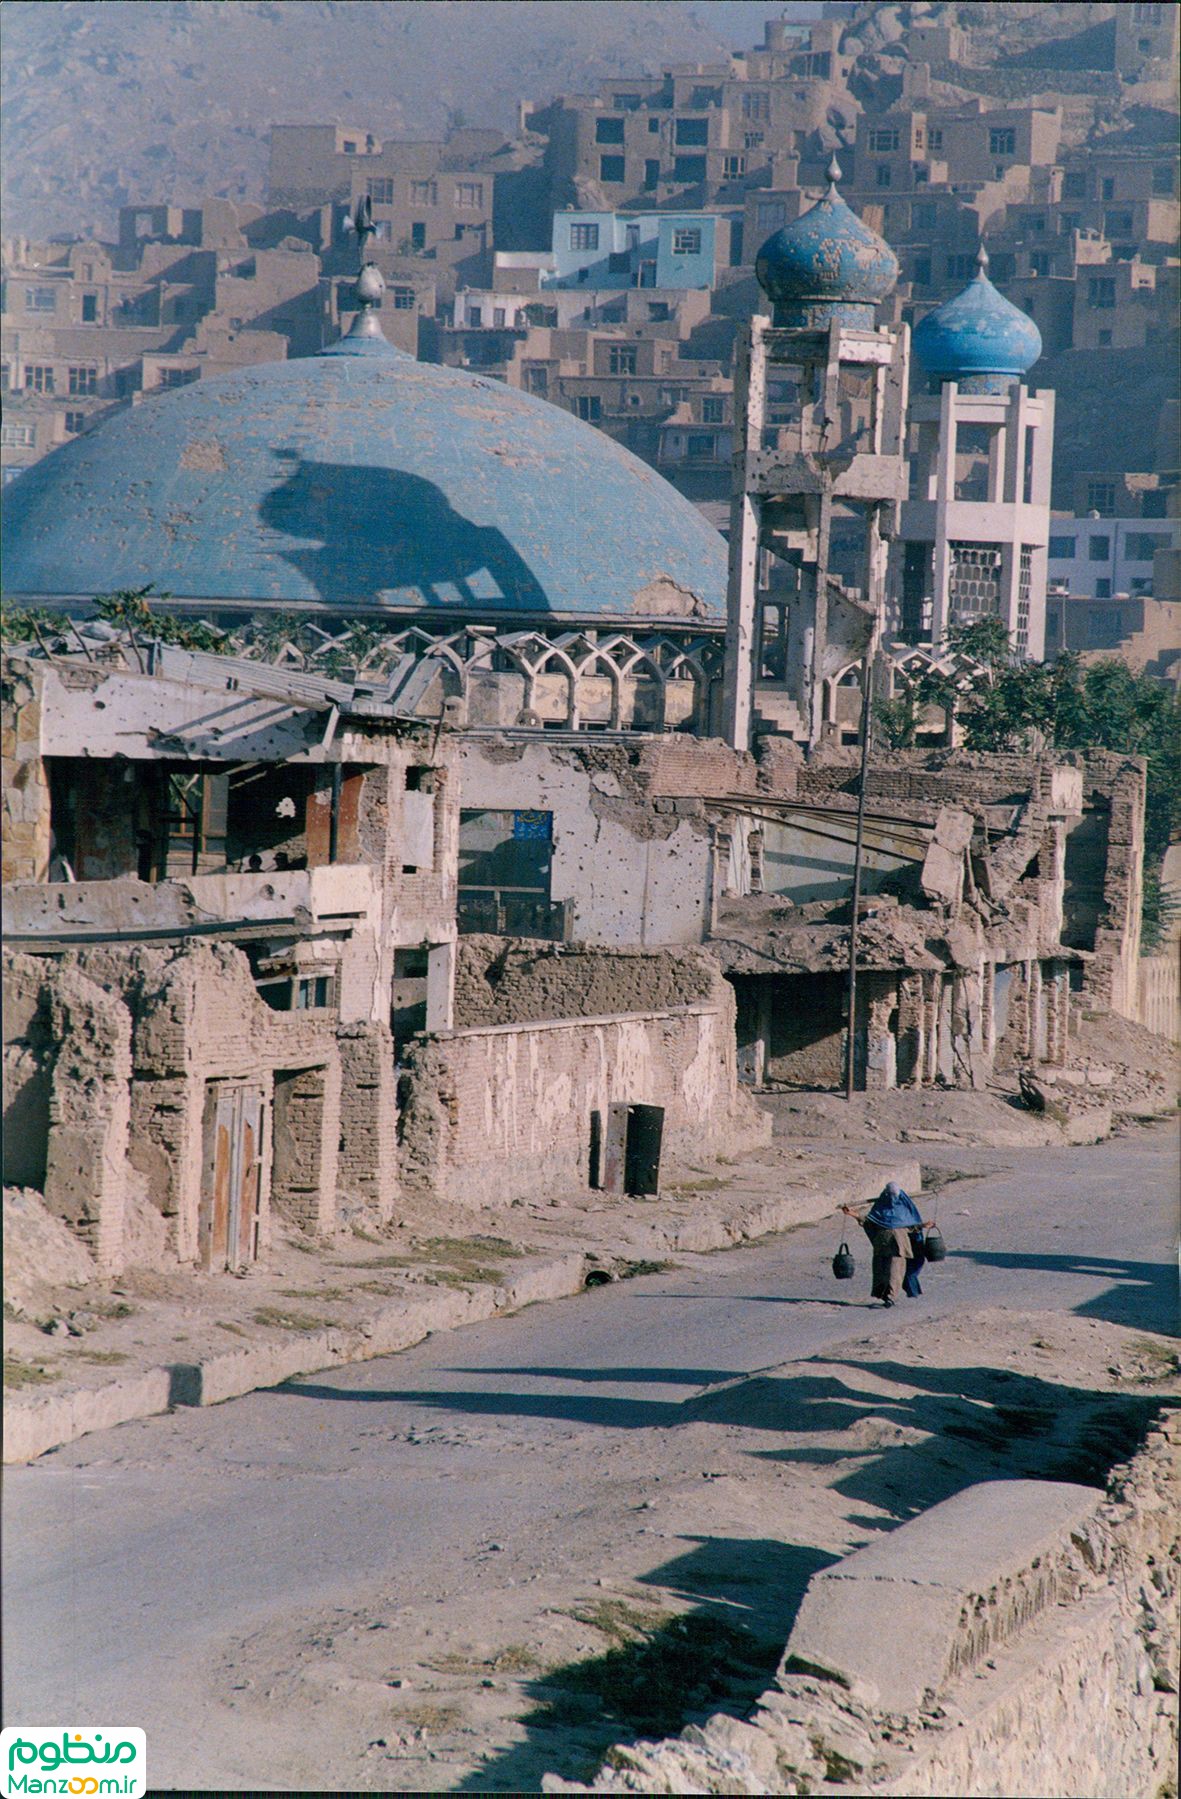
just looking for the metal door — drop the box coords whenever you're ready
[199,1082,265,1270]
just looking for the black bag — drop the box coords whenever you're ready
[832,1241,856,1280]
[923,1224,947,1262]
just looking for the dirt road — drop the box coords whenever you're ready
[3,1123,1177,1791]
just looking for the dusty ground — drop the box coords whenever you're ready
[3,1139,914,1412]
[194,1307,1178,1794]
[6,1120,1177,1793]
[4,1029,1173,1439]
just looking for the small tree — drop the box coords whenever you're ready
[94,586,227,656]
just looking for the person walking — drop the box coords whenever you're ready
[841,1182,929,1307]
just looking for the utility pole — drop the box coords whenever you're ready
[844,651,874,1100]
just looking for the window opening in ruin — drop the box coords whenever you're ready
[392,947,430,1051]
[901,541,934,643]
[954,422,994,503]
[457,807,560,938]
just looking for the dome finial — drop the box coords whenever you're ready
[342,191,388,342]
[826,154,843,194]
[975,244,990,278]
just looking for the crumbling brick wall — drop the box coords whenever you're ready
[400,983,767,1204]
[1079,754,1146,1018]
[2,952,131,1271]
[454,937,717,1029]
[1,660,51,885]
[336,1022,398,1222]
[72,940,343,1259]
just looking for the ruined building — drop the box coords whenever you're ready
[719,158,909,750]
[1,275,764,1277]
[0,177,1158,1286]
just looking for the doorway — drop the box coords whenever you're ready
[199,1081,266,1270]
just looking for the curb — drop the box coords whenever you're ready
[4,1160,918,1466]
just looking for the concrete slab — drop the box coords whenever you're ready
[783,1478,1100,1712]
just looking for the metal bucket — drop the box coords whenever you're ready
[832,1241,856,1280]
[923,1224,948,1262]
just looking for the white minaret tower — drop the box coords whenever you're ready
[721,159,910,751]
[893,248,1054,660]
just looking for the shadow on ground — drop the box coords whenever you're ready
[957,1249,1177,1334]
[459,1537,835,1794]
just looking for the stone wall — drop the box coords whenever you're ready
[400,986,769,1204]
[547,1414,1179,1798]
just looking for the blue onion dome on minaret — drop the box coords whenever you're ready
[912,248,1042,393]
[754,157,899,329]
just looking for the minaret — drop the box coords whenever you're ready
[721,158,910,751]
[893,247,1054,659]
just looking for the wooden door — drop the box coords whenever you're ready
[199,1082,266,1270]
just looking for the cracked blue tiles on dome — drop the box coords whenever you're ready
[2,328,726,621]
[754,158,899,330]
[912,249,1043,394]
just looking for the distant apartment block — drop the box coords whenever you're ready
[1047,515,1181,599]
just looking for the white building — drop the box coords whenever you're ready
[1046,516,1181,600]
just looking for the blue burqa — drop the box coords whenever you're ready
[868,1182,926,1297]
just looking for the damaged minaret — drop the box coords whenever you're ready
[894,248,1054,659]
[721,158,910,751]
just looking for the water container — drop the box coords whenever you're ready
[924,1224,948,1262]
[832,1241,856,1280]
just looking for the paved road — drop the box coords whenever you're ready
[3,1127,1176,1774]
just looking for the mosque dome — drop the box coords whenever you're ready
[2,327,726,622]
[912,250,1042,392]
[755,159,898,329]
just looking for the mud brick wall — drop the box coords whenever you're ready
[798,751,1046,809]
[2,952,131,1272]
[454,938,717,1029]
[1,661,51,885]
[337,1022,398,1222]
[271,1061,342,1232]
[1081,757,1147,1018]
[399,995,766,1204]
[1136,951,1180,1041]
[74,941,342,1259]
[639,737,758,798]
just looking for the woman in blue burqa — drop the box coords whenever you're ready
[841,1182,928,1307]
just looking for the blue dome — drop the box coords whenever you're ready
[755,160,898,329]
[2,330,726,622]
[912,252,1042,392]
